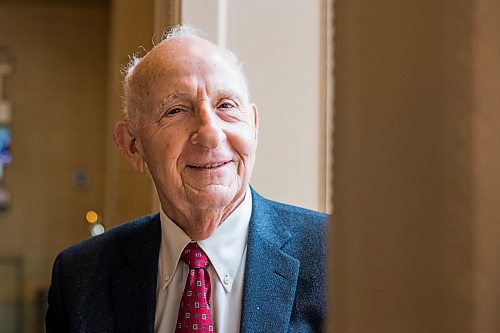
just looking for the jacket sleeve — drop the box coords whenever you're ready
[45,254,69,332]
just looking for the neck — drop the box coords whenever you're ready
[161,195,245,241]
[182,209,224,240]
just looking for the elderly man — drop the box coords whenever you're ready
[46,25,327,333]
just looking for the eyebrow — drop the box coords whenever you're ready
[156,89,247,111]
[216,90,244,104]
[158,92,191,107]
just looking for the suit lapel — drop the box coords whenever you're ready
[112,214,161,333]
[240,191,300,333]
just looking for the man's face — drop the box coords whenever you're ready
[120,37,258,231]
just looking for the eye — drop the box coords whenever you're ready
[164,107,183,117]
[218,101,237,111]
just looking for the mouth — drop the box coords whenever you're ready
[187,161,232,169]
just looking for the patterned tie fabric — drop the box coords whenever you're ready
[175,242,214,332]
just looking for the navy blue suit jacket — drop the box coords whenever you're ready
[46,190,328,332]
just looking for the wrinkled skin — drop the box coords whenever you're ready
[114,36,258,240]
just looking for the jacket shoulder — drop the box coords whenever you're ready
[60,214,159,255]
[267,199,329,224]
[250,190,329,269]
[46,214,160,331]
[252,190,329,231]
[53,213,160,281]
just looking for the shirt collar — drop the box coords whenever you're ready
[159,186,252,293]
[158,209,191,289]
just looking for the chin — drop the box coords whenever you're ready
[186,184,239,209]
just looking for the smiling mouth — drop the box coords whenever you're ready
[188,161,231,169]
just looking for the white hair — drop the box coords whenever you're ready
[122,25,249,122]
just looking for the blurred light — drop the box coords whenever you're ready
[90,223,105,237]
[86,210,98,224]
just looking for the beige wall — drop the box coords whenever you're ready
[0,3,109,331]
[332,0,500,331]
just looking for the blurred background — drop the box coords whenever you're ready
[0,0,498,332]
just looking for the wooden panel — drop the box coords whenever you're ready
[331,0,475,331]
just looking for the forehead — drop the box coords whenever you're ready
[131,37,247,100]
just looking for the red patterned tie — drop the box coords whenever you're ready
[175,242,214,332]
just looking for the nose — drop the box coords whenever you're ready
[190,105,226,149]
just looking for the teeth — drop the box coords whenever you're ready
[194,161,226,168]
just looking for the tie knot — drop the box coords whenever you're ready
[181,242,210,269]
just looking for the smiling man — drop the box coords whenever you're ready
[46,26,328,333]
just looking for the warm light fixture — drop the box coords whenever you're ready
[85,210,98,224]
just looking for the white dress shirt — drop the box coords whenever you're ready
[154,187,252,333]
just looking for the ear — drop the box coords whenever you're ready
[113,120,146,172]
[250,103,259,141]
